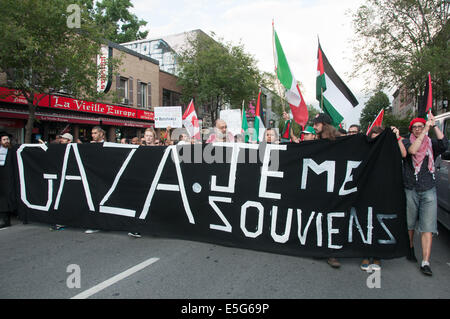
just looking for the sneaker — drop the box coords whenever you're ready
[370,259,381,271]
[85,229,99,234]
[360,259,371,271]
[50,224,65,231]
[420,264,432,276]
[327,257,341,269]
[406,247,417,262]
[128,232,142,238]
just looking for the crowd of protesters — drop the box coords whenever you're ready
[0,109,447,277]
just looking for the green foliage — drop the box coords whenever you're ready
[0,0,117,142]
[87,0,148,43]
[177,32,262,122]
[383,110,414,136]
[359,91,391,132]
[352,0,449,102]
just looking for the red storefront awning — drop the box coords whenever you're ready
[0,108,154,128]
[0,87,154,122]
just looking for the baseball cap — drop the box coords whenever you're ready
[313,113,332,125]
[61,133,73,141]
[302,126,316,135]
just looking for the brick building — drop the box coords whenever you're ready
[0,40,182,144]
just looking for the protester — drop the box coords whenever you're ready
[360,125,407,271]
[51,135,62,144]
[313,113,339,141]
[60,133,73,144]
[128,128,158,238]
[0,132,14,228]
[235,134,246,143]
[338,128,347,136]
[401,114,447,276]
[85,127,105,234]
[50,133,73,230]
[91,126,105,143]
[312,113,341,268]
[131,137,139,145]
[301,126,316,141]
[347,124,361,135]
[264,128,280,144]
[120,137,128,144]
[206,119,234,143]
[143,128,157,146]
[367,126,383,139]
[280,111,299,143]
[178,133,190,145]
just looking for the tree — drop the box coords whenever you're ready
[177,32,262,123]
[352,0,449,105]
[88,0,148,43]
[0,0,108,143]
[359,91,391,133]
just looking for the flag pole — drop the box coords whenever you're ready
[272,19,286,114]
[321,88,324,111]
[318,35,324,111]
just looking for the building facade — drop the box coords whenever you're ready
[0,40,182,144]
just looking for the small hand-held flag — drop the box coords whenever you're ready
[182,99,201,140]
[366,108,384,135]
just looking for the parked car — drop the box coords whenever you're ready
[433,112,450,230]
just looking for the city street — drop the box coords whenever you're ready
[1,216,449,300]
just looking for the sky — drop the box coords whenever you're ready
[130,0,373,126]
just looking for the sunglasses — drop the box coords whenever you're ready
[411,125,424,130]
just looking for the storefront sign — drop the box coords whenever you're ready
[136,109,155,121]
[0,87,50,107]
[51,96,137,119]
[0,86,155,125]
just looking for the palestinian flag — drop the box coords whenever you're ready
[182,99,201,140]
[241,101,250,143]
[418,73,432,118]
[273,24,308,127]
[366,108,384,135]
[252,90,265,142]
[316,43,358,128]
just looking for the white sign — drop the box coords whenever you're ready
[154,106,182,128]
[220,109,241,136]
[97,45,111,93]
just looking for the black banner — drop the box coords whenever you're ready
[12,129,409,258]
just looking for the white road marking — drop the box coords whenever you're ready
[71,257,160,299]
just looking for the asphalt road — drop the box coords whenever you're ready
[1,217,449,300]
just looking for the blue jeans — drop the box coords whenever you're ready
[405,187,438,234]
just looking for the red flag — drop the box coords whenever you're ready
[182,99,201,140]
[366,108,384,135]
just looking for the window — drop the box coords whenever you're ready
[117,77,128,101]
[139,82,147,108]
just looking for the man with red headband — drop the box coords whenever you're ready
[401,113,447,276]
